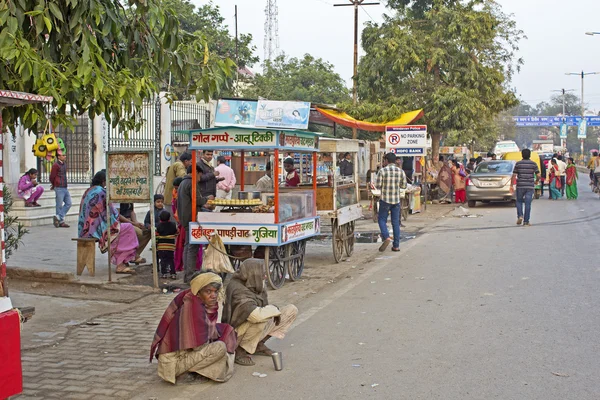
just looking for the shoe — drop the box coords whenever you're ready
[170,274,177,280]
[391,247,400,252]
[59,222,70,228]
[379,238,391,252]
[524,222,531,227]
[33,202,42,207]
[160,274,168,279]
[25,202,34,208]
[53,216,60,228]
[516,217,523,225]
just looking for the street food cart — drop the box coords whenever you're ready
[185,126,321,289]
[316,138,362,262]
[0,90,52,399]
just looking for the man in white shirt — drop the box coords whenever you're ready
[255,162,273,192]
[556,155,567,197]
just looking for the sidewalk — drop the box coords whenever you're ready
[12,202,456,399]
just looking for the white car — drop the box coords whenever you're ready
[493,140,520,156]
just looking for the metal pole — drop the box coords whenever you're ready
[0,112,6,295]
[562,89,566,149]
[352,1,359,140]
[106,153,112,283]
[150,153,158,289]
[581,72,585,157]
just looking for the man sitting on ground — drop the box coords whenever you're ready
[222,259,298,366]
[150,272,237,384]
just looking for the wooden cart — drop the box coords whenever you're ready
[316,138,363,263]
[183,126,321,289]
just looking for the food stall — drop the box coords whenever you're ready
[316,138,362,262]
[185,126,321,289]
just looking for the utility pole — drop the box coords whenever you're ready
[551,88,574,149]
[334,0,379,139]
[234,5,239,96]
[566,71,600,157]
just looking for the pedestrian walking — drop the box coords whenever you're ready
[375,153,405,252]
[49,152,71,228]
[565,157,578,200]
[548,159,561,200]
[556,155,567,197]
[215,156,236,205]
[510,149,540,226]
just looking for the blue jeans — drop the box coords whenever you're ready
[54,187,72,222]
[378,200,400,248]
[515,188,534,223]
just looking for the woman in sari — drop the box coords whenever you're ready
[78,170,139,274]
[565,157,578,199]
[548,159,561,200]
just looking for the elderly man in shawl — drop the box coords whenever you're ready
[222,259,298,366]
[150,272,237,384]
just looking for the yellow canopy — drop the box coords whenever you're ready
[315,107,424,132]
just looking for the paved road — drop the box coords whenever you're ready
[136,181,600,400]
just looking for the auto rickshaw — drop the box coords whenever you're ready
[502,151,543,199]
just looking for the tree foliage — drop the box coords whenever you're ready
[243,54,351,105]
[163,0,258,68]
[356,0,523,158]
[0,0,236,132]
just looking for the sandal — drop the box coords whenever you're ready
[133,257,147,265]
[116,266,136,274]
[234,355,255,366]
[160,274,168,279]
[170,274,177,280]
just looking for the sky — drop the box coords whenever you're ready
[193,0,600,114]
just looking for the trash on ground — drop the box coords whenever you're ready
[358,342,365,345]
[375,256,393,260]
[384,278,391,281]
[352,364,361,367]
[551,372,569,377]
[86,322,100,326]
[252,372,262,377]
[371,383,379,388]
[259,374,267,378]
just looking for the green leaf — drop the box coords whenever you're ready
[48,3,63,22]
[43,15,52,33]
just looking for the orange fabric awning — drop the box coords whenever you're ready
[315,107,424,132]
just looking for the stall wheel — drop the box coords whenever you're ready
[287,240,306,281]
[266,246,287,290]
[344,221,355,257]
[332,219,345,263]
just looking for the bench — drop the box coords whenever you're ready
[71,238,99,277]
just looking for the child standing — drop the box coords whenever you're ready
[156,210,178,279]
[145,194,165,229]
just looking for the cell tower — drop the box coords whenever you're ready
[264,0,280,67]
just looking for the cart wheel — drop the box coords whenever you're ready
[267,246,287,290]
[287,239,306,281]
[344,221,355,257]
[332,220,345,263]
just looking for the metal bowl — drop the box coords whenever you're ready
[238,191,261,200]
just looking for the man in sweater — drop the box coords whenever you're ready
[198,150,225,198]
[164,152,192,213]
[49,152,71,228]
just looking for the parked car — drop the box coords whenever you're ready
[466,160,515,207]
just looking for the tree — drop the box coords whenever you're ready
[163,0,258,68]
[243,54,351,105]
[0,0,236,132]
[356,0,523,159]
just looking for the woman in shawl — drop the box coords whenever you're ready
[150,272,236,384]
[17,168,44,207]
[222,259,298,366]
[565,157,578,200]
[77,170,139,274]
[548,159,561,200]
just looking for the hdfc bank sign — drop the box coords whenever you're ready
[385,125,428,154]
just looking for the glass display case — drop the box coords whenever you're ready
[278,190,316,223]
[336,183,358,208]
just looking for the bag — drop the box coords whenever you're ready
[554,177,562,189]
[202,234,235,274]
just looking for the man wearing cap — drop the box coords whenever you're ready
[150,272,237,384]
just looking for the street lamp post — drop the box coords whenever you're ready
[551,88,575,149]
[565,71,600,156]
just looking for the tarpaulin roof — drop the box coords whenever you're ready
[315,107,424,132]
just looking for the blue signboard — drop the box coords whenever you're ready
[513,116,600,127]
[255,100,310,130]
[578,118,587,139]
[390,148,425,155]
[215,99,258,127]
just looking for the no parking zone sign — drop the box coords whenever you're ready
[385,125,428,155]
